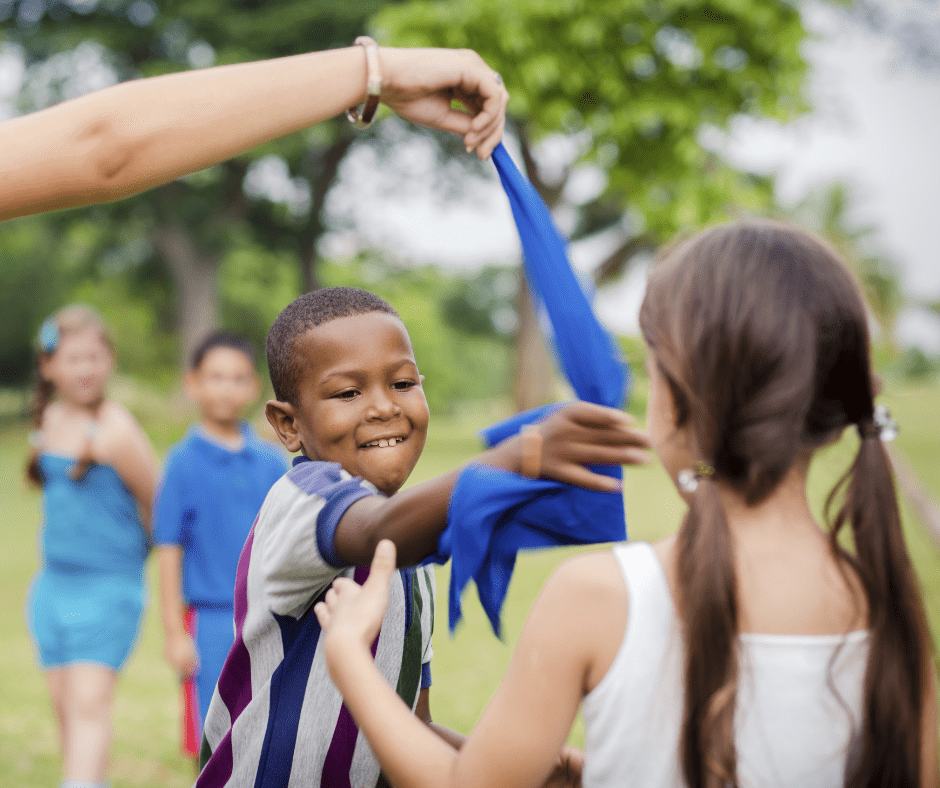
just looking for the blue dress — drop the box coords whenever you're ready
[27,455,148,670]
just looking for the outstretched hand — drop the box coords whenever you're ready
[534,402,652,492]
[379,48,509,160]
[315,539,398,672]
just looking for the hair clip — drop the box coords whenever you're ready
[38,318,59,353]
[677,461,715,494]
[859,404,898,442]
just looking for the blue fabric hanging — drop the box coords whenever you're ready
[428,143,631,637]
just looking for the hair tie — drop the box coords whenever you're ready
[677,461,715,494]
[38,318,59,353]
[857,404,898,442]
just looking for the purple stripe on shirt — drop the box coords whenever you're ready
[197,734,233,788]
[198,525,257,786]
[321,566,376,788]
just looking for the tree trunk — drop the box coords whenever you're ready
[513,269,558,410]
[153,225,221,369]
[512,124,561,412]
[300,127,356,294]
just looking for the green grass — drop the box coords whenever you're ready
[1,386,938,785]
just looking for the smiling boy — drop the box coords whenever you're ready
[195,288,649,788]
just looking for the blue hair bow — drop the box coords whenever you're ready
[38,318,59,353]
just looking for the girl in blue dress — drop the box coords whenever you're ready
[26,304,158,788]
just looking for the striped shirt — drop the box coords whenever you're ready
[196,458,435,788]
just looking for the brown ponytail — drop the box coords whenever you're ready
[677,480,739,787]
[640,219,932,787]
[26,374,55,486]
[829,432,930,787]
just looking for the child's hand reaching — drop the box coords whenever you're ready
[506,402,652,493]
[315,540,398,674]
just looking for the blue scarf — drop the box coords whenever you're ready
[427,143,630,636]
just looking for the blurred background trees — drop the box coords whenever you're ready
[0,0,930,410]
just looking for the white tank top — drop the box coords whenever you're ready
[581,542,870,788]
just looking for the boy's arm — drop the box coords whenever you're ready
[157,545,198,677]
[415,688,466,751]
[334,401,650,567]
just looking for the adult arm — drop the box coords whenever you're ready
[334,401,651,567]
[315,541,628,788]
[157,545,198,677]
[0,46,508,220]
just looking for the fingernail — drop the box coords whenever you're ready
[466,145,475,154]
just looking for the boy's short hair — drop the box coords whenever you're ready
[266,287,400,404]
[191,330,256,370]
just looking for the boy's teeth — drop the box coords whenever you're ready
[366,437,401,448]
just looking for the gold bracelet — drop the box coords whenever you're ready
[520,424,543,479]
[347,36,381,129]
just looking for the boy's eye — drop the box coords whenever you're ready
[334,389,359,400]
[392,380,415,391]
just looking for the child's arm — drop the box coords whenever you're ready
[0,46,507,220]
[334,401,650,567]
[316,540,625,788]
[157,545,198,678]
[414,689,582,788]
[97,403,159,536]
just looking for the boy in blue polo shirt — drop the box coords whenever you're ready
[154,331,286,760]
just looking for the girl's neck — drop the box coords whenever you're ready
[713,465,868,635]
[717,465,817,538]
[55,396,105,420]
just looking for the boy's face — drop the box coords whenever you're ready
[267,312,429,497]
[187,346,260,427]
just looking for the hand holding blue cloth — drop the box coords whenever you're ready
[429,143,631,636]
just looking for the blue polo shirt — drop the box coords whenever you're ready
[154,424,287,607]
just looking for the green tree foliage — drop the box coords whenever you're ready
[2,0,405,368]
[375,0,813,407]
[377,0,802,246]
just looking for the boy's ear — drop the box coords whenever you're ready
[265,400,302,453]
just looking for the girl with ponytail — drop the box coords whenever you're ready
[313,220,937,788]
[25,305,158,788]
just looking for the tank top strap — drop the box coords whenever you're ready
[610,541,677,652]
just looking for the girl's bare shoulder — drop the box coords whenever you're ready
[546,550,629,693]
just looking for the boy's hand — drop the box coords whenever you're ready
[532,402,651,492]
[165,630,198,678]
[316,540,396,667]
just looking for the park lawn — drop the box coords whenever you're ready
[0,385,937,787]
